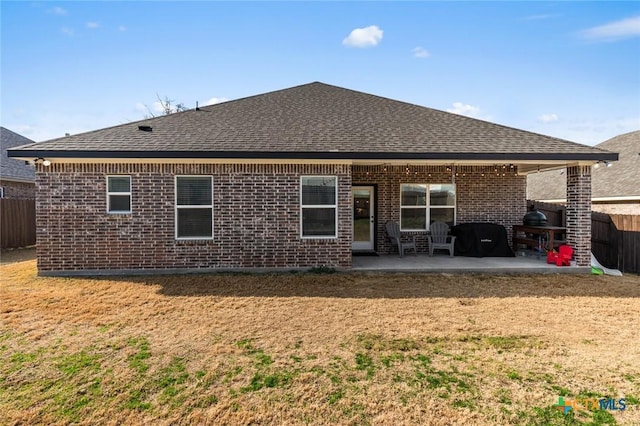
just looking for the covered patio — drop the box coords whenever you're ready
[352,253,590,274]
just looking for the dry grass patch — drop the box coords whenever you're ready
[1,258,639,425]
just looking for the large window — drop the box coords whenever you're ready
[107,176,131,213]
[175,176,213,239]
[400,183,456,231]
[301,176,337,238]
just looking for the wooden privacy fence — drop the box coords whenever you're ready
[0,199,36,249]
[592,213,640,274]
[529,200,640,274]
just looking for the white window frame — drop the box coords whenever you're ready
[106,175,132,214]
[175,175,214,240]
[300,175,338,239]
[400,183,456,231]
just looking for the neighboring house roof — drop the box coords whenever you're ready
[9,82,616,164]
[527,130,640,201]
[1,127,36,183]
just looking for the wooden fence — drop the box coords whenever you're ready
[530,200,640,274]
[0,199,36,249]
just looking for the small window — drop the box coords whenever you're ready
[175,176,213,239]
[0,186,4,198]
[301,176,337,238]
[107,176,131,213]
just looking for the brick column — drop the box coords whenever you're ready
[566,166,591,266]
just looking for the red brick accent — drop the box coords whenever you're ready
[36,163,352,273]
[566,166,591,266]
[352,165,526,253]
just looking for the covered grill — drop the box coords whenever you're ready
[523,206,547,226]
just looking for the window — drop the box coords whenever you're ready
[301,176,337,238]
[400,184,427,231]
[175,176,213,239]
[429,184,456,226]
[107,176,131,213]
[400,183,456,231]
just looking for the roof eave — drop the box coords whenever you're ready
[0,176,36,184]
[7,150,620,162]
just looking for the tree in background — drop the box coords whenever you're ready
[142,94,187,118]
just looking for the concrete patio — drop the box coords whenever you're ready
[352,252,590,274]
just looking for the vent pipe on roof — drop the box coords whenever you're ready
[138,125,152,132]
[196,101,200,111]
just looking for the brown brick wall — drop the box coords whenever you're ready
[353,165,526,253]
[0,180,36,199]
[36,163,352,273]
[566,165,591,266]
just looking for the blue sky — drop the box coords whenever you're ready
[1,1,639,146]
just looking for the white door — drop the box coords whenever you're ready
[352,186,375,251]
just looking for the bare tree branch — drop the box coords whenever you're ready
[142,94,187,118]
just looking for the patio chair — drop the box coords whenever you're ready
[385,221,417,257]
[428,221,456,257]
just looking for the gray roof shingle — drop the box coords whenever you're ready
[527,130,640,200]
[8,82,616,161]
[1,127,36,182]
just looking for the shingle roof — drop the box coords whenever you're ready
[527,130,640,200]
[1,127,36,182]
[8,82,616,161]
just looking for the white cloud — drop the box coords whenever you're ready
[203,97,228,106]
[86,22,100,29]
[544,116,640,146]
[524,14,559,21]
[134,102,147,113]
[580,16,640,41]
[61,27,74,36]
[118,25,127,32]
[151,101,166,114]
[48,7,68,16]
[7,124,36,136]
[342,25,383,48]
[447,102,482,118]
[538,113,559,123]
[412,46,430,58]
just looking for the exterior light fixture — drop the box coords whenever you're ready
[30,157,51,167]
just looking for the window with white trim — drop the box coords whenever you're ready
[400,183,456,231]
[175,176,213,239]
[301,176,337,238]
[107,176,131,213]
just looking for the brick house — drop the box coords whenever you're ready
[8,82,616,275]
[528,130,639,215]
[1,127,36,199]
